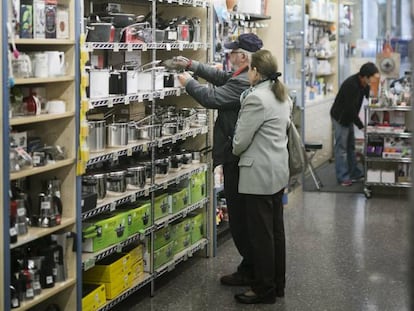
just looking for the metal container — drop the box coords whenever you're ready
[89,69,110,98]
[170,154,183,172]
[107,123,128,147]
[86,22,115,42]
[128,122,139,143]
[87,120,106,152]
[82,173,107,201]
[140,161,153,183]
[162,122,178,136]
[126,165,146,189]
[138,124,162,140]
[155,158,170,178]
[182,152,193,168]
[106,170,127,194]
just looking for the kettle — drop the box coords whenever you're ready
[23,92,41,115]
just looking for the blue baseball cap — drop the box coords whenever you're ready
[224,33,263,53]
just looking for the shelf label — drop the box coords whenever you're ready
[142,43,148,51]
[83,258,95,271]
[166,43,171,51]
[163,182,168,189]
[192,0,197,7]
[127,44,133,52]
[168,262,176,271]
[179,0,183,4]
[160,90,165,99]
[138,94,143,102]
[149,93,154,101]
[168,0,172,3]
[202,1,206,8]
[125,97,130,105]
[127,148,133,156]
[144,188,150,196]
[172,136,176,144]
[175,177,180,184]
[114,43,119,52]
[193,43,199,51]
[176,88,181,96]
[179,43,184,51]
[110,202,116,211]
[116,244,123,252]
[130,194,136,202]
[113,153,118,161]
[108,98,114,108]
[158,140,163,148]
[142,143,148,152]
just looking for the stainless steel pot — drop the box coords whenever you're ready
[139,161,153,183]
[137,124,162,140]
[87,120,106,152]
[182,152,193,168]
[107,123,128,147]
[155,158,170,178]
[128,122,139,143]
[106,170,127,194]
[126,165,146,189]
[82,173,107,201]
[162,122,178,136]
[170,154,183,172]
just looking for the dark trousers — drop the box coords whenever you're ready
[222,161,254,277]
[244,190,286,295]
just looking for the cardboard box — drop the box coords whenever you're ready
[33,0,45,38]
[173,233,191,255]
[154,193,171,220]
[83,253,131,283]
[367,169,381,183]
[120,202,152,237]
[82,283,106,311]
[190,212,205,244]
[153,242,174,269]
[56,6,69,39]
[88,272,131,299]
[171,218,192,238]
[190,171,206,204]
[20,2,33,38]
[45,0,57,38]
[154,225,174,250]
[170,187,190,214]
[130,259,144,283]
[381,170,396,184]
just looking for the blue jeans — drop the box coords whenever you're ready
[332,118,363,183]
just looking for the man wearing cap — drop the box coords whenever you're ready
[165,33,263,286]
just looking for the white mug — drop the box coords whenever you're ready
[46,100,66,114]
[47,51,65,76]
[33,53,49,78]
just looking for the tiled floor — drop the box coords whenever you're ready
[114,187,410,311]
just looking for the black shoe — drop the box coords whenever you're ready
[220,272,252,286]
[234,290,276,304]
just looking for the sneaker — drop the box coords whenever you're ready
[220,272,252,286]
[351,176,365,183]
[340,180,352,187]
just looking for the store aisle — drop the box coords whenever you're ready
[114,188,410,311]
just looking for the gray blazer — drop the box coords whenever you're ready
[232,80,291,195]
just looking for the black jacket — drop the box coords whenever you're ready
[330,73,369,129]
[185,61,250,167]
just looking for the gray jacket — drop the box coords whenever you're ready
[185,61,250,167]
[233,80,291,195]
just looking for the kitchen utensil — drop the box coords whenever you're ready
[32,52,49,78]
[45,100,66,114]
[12,53,32,78]
[137,61,165,91]
[22,92,41,115]
[126,165,146,189]
[87,120,106,152]
[120,22,152,43]
[86,22,115,42]
[106,170,127,195]
[89,69,110,98]
[162,122,178,136]
[107,122,128,147]
[128,122,139,142]
[82,173,107,201]
[155,158,170,178]
[109,70,127,95]
[46,51,65,76]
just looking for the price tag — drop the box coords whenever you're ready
[110,202,116,211]
[114,43,119,52]
[142,144,148,152]
[142,43,147,51]
[166,43,171,51]
[130,194,136,202]
[88,44,94,53]
[138,93,143,102]
[183,253,188,261]
[113,153,118,162]
[127,44,133,52]
[193,42,199,51]
[10,227,17,236]
[149,93,154,101]
[168,263,175,271]
[175,177,180,184]
[158,140,163,148]
[167,0,172,3]
[26,288,34,298]
[182,209,187,217]
[202,1,206,8]
[144,188,150,196]
[178,0,183,4]
[125,97,130,105]
[139,232,145,241]
[176,88,181,96]
[127,148,133,156]
[172,136,176,143]
[17,207,25,217]
[160,90,165,99]
[193,131,197,138]
[108,98,114,108]
[179,43,184,51]
[163,182,168,189]
[192,0,197,7]
[46,276,53,285]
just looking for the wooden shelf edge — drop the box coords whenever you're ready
[11,218,76,249]
[15,278,76,311]
[13,38,76,45]
[14,76,75,85]
[10,112,75,126]
[10,158,76,180]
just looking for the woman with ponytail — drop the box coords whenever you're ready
[232,49,292,304]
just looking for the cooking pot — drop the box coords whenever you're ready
[128,122,139,143]
[82,173,107,201]
[181,152,193,168]
[89,69,110,98]
[109,70,127,95]
[139,161,153,183]
[155,158,170,178]
[87,120,106,152]
[120,22,152,43]
[137,124,162,140]
[126,69,139,94]
[137,61,165,91]
[126,165,146,189]
[107,123,128,147]
[86,22,115,42]
[101,13,135,28]
[170,154,183,172]
[162,122,178,136]
[106,170,127,195]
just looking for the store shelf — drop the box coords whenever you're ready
[10,112,75,126]
[15,278,76,311]
[154,197,209,229]
[13,39,76,45]
[86,126,208,167]
[10,217,76,249]
[365,157,412,163]
[366,131,412,138]
[364,181,411,188]
[151,0,209,7]
[154,238,208,277]
[10,158,76,180]
[96,273,153,311]
[82,185,154,220]
[153,163,208,191]
[229,12,271,21]
[14,76,75,85]
[82,227,153,271]
[367,105,411,111]
[84,42,209,52]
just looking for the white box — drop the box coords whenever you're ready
[56,6,69,39]
[33,0,45,39]
[381,170,395,183]
[237,0,262,15]
[367,169,381,183]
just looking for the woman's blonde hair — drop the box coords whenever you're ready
[250,49,288,102]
